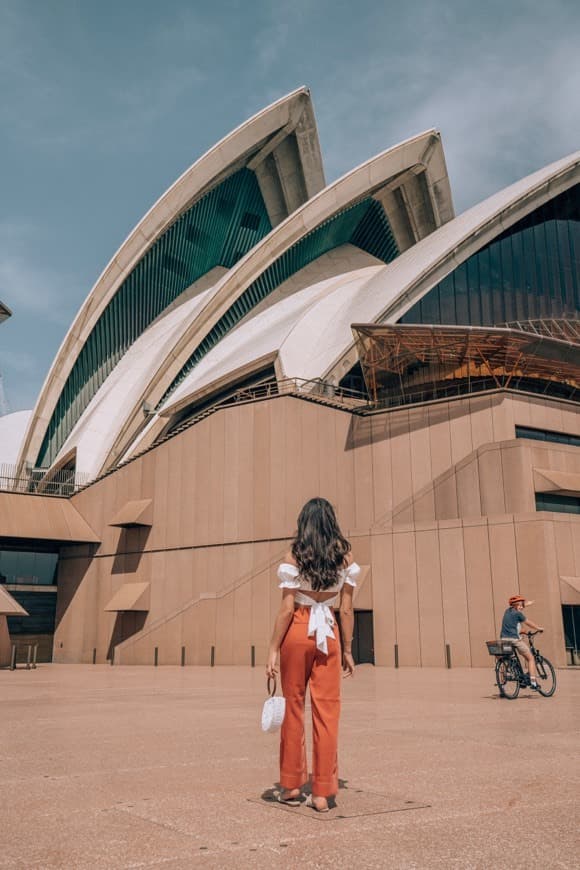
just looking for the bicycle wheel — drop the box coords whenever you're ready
[535,656,556,697]
[496,658,520,699]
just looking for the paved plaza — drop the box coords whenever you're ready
[1,664,578,869]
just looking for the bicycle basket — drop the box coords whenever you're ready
[486,640,514,656]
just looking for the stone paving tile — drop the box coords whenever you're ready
[1,665,578,869]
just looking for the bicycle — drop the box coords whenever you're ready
[486,631,557,699]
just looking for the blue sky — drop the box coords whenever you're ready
[1,0,579,410]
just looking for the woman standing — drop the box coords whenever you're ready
[266,497,359,812]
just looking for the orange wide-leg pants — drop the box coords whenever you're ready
[279,606,341,798]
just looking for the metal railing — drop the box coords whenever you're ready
[362,375,579,413]
[155,376,371,445]
[0,463,91,497]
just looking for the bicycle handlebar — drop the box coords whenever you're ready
[524,630,543,637]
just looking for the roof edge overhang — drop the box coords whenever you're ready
[0,492,100,544]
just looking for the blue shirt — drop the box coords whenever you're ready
[501,607,526,639]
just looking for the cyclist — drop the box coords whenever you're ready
[500,595,544,689]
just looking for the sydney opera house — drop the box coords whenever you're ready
[1,88,580,669]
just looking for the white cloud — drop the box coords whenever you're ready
[313,0,580,210]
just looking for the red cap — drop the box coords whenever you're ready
[508,595,526,606]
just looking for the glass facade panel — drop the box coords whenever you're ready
[478,247,493,324]
[488,243,504,323]
[401,184,580,327]
[6,591,57,635]
[515,425,580,447]
[500,236,515,321]
[454,263,469,323]
[544,219,560,301]
[535,493,580,514]
[0,550,58,585]
[437,275,453,323]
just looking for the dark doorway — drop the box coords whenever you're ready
[353,610,374,664]
[562,604,580,665]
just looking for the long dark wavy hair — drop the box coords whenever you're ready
[291,497,351,591]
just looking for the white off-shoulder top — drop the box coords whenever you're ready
[277,562,360,655]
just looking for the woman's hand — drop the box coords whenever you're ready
[342,651,355,678]
[266,649,279,679]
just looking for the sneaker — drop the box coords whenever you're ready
[530,682,539,691]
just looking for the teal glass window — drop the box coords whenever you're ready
[38,169,272,467]
[7,590,57,635]
[516,426,580,447]
[0,550,58,585]
[535,493,580,513]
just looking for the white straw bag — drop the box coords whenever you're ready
[261,677,286,733]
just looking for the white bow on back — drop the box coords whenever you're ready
[306,600,336,655]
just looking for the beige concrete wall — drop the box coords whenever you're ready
[53,391,579,667]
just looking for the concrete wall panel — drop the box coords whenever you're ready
[370,415,392,523]
[487,520,518,630]
[413,486,436,522]
[207,412,226,546]
[439,525,471,667]
[353,418,374,533]
[335,410,356,533]
[456,457,481,518]
[491,395,515,442]
[514,519,566,666]
[408,407,432,494]
[236,405,255,543]
[252,403,271,542]
[501,443,534,514]
[463,523,495,667]
[318,405,340,515]
[434,471,458,520]
[193,420,211,545]
[553,519,575,579]
[468,396,494,451]
[393,529,420,666]
[428,404,452,479]
[284,400,304,531]
[151,444,170,550]
[300,401,321,504]
[559,403,580,437]
[415,528,445,666]
[251,541,274,664]
[478,446,506,515]
[164,436,184,550]
[448,399,472,465]
[370,532,395,666]
[231,544,254,663]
